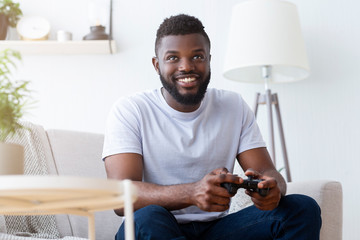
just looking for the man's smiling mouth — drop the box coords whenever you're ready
[178,77,196,83]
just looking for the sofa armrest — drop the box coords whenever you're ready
[287,180,343,240]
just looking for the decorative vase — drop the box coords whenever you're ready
[0,142,24,175]
[83,25,109,40]
[0,14,8,40]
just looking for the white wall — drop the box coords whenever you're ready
[11,0,359,239]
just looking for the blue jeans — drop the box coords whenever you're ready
[115,194,322,240]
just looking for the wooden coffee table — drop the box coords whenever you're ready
[0,175,137,240]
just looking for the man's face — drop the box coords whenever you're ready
[152,33,211,107]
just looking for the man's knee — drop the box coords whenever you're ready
[130,205,184,240]
[281,194,322,224]
[134,204,178,227]
[117,205,180,240]
[282,194,320,211]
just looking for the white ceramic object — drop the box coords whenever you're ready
[0,142,24,175]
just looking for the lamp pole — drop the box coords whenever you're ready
[253,65,292,182]
[263,66,276,167]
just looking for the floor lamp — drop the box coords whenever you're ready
[223,0,310,182]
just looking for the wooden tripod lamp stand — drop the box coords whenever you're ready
[223,0,310,182]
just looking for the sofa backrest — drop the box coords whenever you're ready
[44,128,122,239]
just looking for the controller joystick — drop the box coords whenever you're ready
[221,175,269,196]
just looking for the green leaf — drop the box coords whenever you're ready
[0,0,23,27]
[0,49,33,142]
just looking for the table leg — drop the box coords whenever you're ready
[88,213,95,240]
[123,180,135,240]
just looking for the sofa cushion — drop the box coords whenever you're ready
[46,129,122,239]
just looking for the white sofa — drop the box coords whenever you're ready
[0,123,343,240]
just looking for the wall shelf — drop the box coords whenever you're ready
[0,40,116,55]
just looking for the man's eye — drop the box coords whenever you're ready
[167,56,178,61]
[193,55,205,60]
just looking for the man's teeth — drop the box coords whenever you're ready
[178,77,196,83]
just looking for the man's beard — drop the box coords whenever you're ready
[159,71,211,106]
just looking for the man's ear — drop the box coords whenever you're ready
[152,57,160,75]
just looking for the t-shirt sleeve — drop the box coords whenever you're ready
[237,97,266,154]
[102,97,143,160]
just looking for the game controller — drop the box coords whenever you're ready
[220,175,269,196]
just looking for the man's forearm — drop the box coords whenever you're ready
[115,181,194,216]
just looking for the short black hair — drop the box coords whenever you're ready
[155,14,211,56]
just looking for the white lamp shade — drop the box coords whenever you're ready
[223,0,309,83]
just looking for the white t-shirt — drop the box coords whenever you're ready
[102,88,266,223]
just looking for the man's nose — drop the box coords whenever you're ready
[178,59,194,72]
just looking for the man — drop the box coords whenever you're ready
[103,14,321,240]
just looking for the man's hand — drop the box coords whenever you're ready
[244,169,282,211]
[191,167,241,212]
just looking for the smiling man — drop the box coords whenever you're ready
[103,14,322,240]
[154,33,211,112]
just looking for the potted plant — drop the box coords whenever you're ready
[0,0,23,40]
[0,48,31,174]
